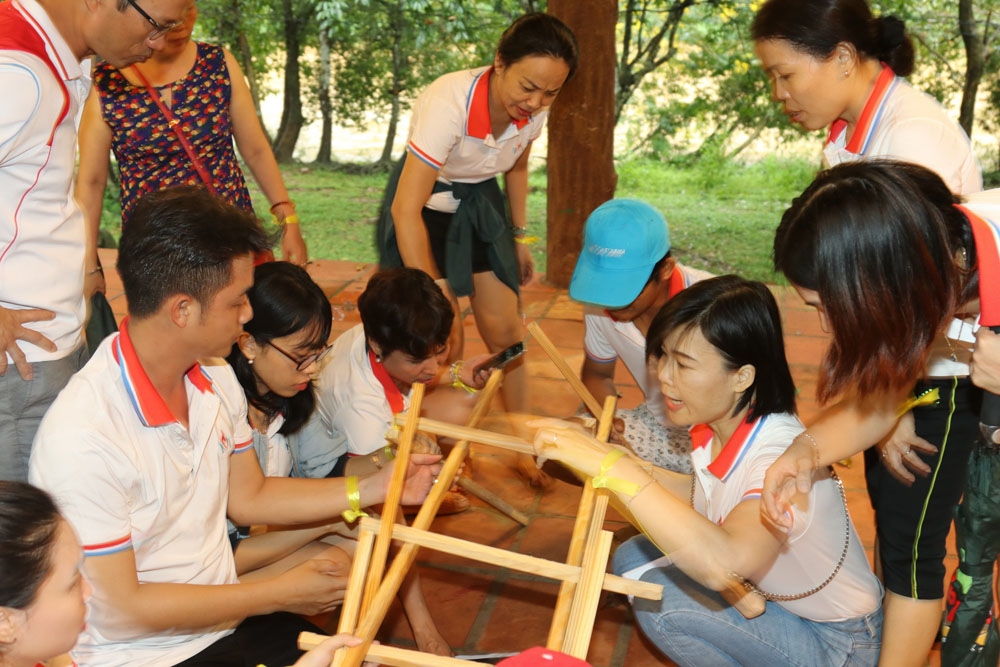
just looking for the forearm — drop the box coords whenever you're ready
[504,154,529,229]
[391,207,440,275]
[101,577,285,634]
[802,391,906,466]
[228,474,383,527]
[581,372,616,407]
[611,458,774,590]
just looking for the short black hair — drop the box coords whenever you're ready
[646,275,797,420]
[227,262,332,435]
[751,0,914,77]
[358,268,453,359]
[0,481,61,610]
[496,13,579,80]
[118,186,270,318]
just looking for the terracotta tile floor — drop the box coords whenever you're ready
[97,251,950,666]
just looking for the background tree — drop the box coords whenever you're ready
[546,0,618,287]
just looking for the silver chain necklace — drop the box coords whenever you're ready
[690,467,851,602]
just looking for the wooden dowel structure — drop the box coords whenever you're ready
[455,475,530,526]
[391,417,534,454]
[334,373,505,667]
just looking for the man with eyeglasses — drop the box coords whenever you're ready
[0,0,188,481]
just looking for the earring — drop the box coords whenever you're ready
[248,358,254,365]
[842,70,848,78]
[375,355,382,363]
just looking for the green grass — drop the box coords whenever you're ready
[97,156,821,283]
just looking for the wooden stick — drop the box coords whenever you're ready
[301,632,491,667]
[337,374,505,667]
[393,417,534,454]
[547,395,617,650]
[355,517,661,600]
[562,529,614,658]
[335,527,376,636]
[455,475,530,526]
[526,321,602,417]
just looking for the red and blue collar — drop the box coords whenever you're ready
[113,318,215,427]
[691,415,766,482]
[465,67,531,140]
[826,65,897,155]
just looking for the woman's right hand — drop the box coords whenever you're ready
[761,437,816,530]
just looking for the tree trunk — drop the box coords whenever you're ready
[958,0,984,138]
[272,0,304,162]
[378,8,405,170]
[316,30,333,164]
[545,0,618,288]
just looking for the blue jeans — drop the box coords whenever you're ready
[613,535,882,667]
[0,345,87,481]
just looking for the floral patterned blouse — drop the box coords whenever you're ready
[94,43,254,223]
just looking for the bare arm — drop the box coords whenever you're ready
[389,155,442,277]
[225,447,441,527]
[84,546,348,634]
[533,425,784,590]
[224,49,306,265]
[503,146,533,285]
[581,356,618,409]
[761,389,906,527]
[74,89,111,297]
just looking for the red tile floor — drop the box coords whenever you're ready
[98,250,950,666]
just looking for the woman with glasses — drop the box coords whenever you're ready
[75,1,308,266]
[224,262,453,657]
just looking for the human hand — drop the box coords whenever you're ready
[761,436,816,531]
[281,224,309,266]
[463,354,494,388]
[293,634,380,667]
[0,305,57,380]
[277,557,350,616]
[381,452,443,506]
[515,242,534,286]
[972,327,1000,395]
[875,411,936,485]
[530,419,613,479]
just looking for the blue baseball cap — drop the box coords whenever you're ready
[569,199,671,308]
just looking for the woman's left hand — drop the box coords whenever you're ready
[281,223,309,266]
[876,411,936,485]
[515,242,534,286]
[530,419,612,478]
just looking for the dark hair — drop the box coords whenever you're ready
[118,186,270,318]
[0,482,61,610]
[646,275,797,421]
[496,13,579,80]
[227,262,332,435]
[773,160,971,402]
[358,268,453,360]
[751,0,914,77]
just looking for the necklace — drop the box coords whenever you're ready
[689,467,851,602]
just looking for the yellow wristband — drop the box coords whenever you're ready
[342,475,368,522]
[514,234,539,245]
[279,213,300,225]
[590,449,641,496]
[449,360,479,394]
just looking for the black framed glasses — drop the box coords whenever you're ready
[125,0,184,39]
[267,341,333,372]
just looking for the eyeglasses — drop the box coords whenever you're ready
[267,341,333,372]
[125,0,184,39]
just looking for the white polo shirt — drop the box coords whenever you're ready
[407,65,547,213]
[823,67,982,196]
[306,324,410,458]
[29,322,252,667]
[0,0,88,362]
[583,264,713,425]
[689,413,882,622]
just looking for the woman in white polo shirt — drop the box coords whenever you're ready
[376,14,577,484]
[531,276,882,666]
